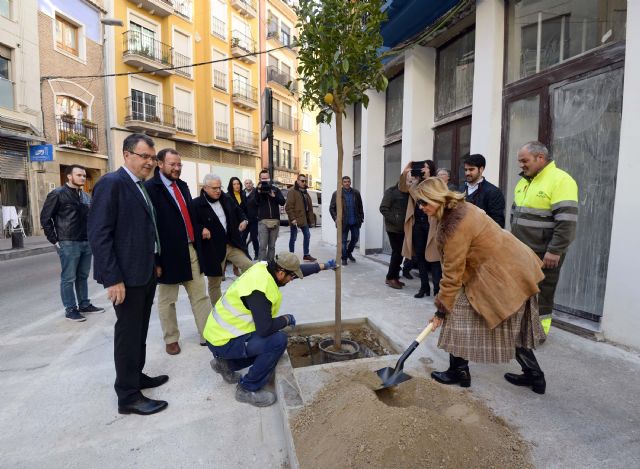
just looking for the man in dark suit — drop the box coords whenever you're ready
[459,154,506,228]
[88,133,168,416]
[191,174,253,307]
[144,149,211,356]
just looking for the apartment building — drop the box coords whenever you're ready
[108,0,260,194]
[299,108,321,190]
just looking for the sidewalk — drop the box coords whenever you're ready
[0,228,639,468]
[0,234,54,261]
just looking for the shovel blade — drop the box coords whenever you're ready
[375,366,413,390]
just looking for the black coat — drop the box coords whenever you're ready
[379,185,408,233]
[459,179,506,228]
[191,190,249,277]
[329,188,364,227]
[229,190,248,217]
[40,184,91,243]
[88,167,156,288]
[144,170,203,284]
[247,185,286,220]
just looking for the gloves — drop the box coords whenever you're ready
[324,259,337,270]
[284,314,296,327]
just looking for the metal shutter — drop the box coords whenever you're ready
[0,138,28,180]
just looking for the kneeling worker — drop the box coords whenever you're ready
[203,252,336,407]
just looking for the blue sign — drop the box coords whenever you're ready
[29,144,54,162]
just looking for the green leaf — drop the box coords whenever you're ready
[362,94,370,109]
[342,58,349,74]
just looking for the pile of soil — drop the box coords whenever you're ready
[291,371,532,469]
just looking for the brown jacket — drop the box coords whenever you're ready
[434,202,544,329]
[398,170,440,262]
[285,185,315,227]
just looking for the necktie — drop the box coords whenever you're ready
[171,182,194,242]
[136,181,161,255]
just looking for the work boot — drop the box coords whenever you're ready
[504,348,546,394]
[431,354,471,388]
[210,358,241,384]
[235,384,277,407]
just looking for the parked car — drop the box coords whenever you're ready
[280,187,322,227]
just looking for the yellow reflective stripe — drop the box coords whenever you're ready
[551,200,578,210]
[513,218,556,228]
[221,295,252,319]
[212,306,249,337]
[554,213,578,222]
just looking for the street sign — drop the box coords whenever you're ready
[29,144,54,162]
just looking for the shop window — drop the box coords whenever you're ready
[436,29,474,119]
[507,0,627,83]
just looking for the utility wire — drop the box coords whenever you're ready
[41,44,292,81]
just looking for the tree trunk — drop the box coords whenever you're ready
[334,110,344,350]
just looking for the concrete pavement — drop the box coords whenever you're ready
[0,235,54,261]
[1,227,639,468]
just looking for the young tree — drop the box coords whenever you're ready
[296,0,387,350]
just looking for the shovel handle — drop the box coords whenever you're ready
[415,323,434,344]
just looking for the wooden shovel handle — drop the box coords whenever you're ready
[415,323,434,344]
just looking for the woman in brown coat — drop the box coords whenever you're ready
[415,177,548,394]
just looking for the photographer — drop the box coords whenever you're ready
[247,169,286,261]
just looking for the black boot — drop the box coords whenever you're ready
[504,348,546,394]
[431,354,471,388]
[414,286,430,298]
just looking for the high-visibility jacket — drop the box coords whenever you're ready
[511,161,578,255]
[203,262,282,346]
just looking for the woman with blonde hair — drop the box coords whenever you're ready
[416,177,548,394]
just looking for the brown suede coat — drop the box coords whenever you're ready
[398,170,440,262]
[434,202,545,329]
[285,185,315,227]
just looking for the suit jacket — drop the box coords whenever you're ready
[459,179,506,228]
[88,167,156,288]
[191,190,249,277]
[144,169,203,284]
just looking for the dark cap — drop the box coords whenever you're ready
[275,252,303,279]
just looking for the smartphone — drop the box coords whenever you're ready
[410,160,426,178]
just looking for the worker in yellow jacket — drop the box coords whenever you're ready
[203,252,336,407]
[511,141,578,338]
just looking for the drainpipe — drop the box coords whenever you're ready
[101,16,123,172]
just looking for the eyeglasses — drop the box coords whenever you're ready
[128,151,158,162]
[299,179,307,183]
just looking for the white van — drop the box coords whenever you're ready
[280,188,322,227]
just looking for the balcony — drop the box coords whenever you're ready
[175,109,193,133]
[231,0,257,19]
[127,0,173,17]
[124,97,176,136]
[211,16,226,40]
[0,77,14,110]
[174,0,192,19]
[266,65,297,94]
[174,51,192,78]
[213,70,227,91]
[231,30,256,64]
[233,128,259,153]
[232,80,258,110]
[122,31,174,76]
[215,122,229,142]
[56,116,99,153]
[273,110,297,132]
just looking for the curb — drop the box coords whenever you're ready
[0,245,56,261]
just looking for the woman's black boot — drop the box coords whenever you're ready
[504,348,546,394]
[431,354,471,388]
[414,287,430,298]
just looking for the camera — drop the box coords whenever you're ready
[411,161,427,178]
[258,181,272,193]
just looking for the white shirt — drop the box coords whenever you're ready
[466,177,484,196]
[207,199,227,232]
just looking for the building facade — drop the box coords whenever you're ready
[321,0,638,349]
[0,0,43,236]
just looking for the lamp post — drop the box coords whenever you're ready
[100,17,123,172]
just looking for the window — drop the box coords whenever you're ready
[303,151,311,169]
[214,101,229,141]
[174,88,193,133]
[436,29,474,119]
[281,23,291,46]
[302,113,312,133]
[55,15,79,56]
[385,73,403,136]
[173,30,192,78]
[281,62,291,78]
[211,0,227,39]
[0,45,13,110]
[282,142,292,168]
[268,54,279,69]
[212,50,227,90]
[131,89,157,121]
[56,96,86,118]
[0,0,10,19]
[174,0,192,20]
[507,0,627,83]
[273,139,280,164]
[267,11,278,38]
[353,104,361,148]
[129,21,158,61]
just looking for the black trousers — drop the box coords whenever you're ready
[412,224,442,294]
[386,231,404,280]
[537,252,566,317]
[113,274,157,404]
[245,219,259,259]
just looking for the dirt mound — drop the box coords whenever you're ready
[291,371,532,469]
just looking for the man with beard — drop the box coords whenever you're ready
[144,149,211,355]
[204,252,336,407]
[460,154,505,228]
[285,174,316,261]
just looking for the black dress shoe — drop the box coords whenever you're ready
[118,395,168,415]
[347,254,356,262]
[414,289,430,298]
[140,374,169,389]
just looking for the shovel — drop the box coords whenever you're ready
[375,323,434,391]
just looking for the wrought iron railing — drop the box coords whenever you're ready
[231,30,256,54]
[213,70,227,90]
[211,16,226,40]
[174,51,191,77]
[266,65,296,92]
[215,122,229,141]
[273,110,297,131]
[125,96,176,128]
[232,80,258,106]
[175,109,193,133]
[56,116,99,152]
[233,128,258,149]
[123,30,173,66]
[174,0,192,19]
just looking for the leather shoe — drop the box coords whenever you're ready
[385,279,403,289]
[140,374,169,389]
[118,395,168,415]
[166,342,181,355]
[402,269,414,280]
[414,289,430,298]
[398,281,406,287]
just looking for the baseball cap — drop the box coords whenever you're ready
[275,252,303,279]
